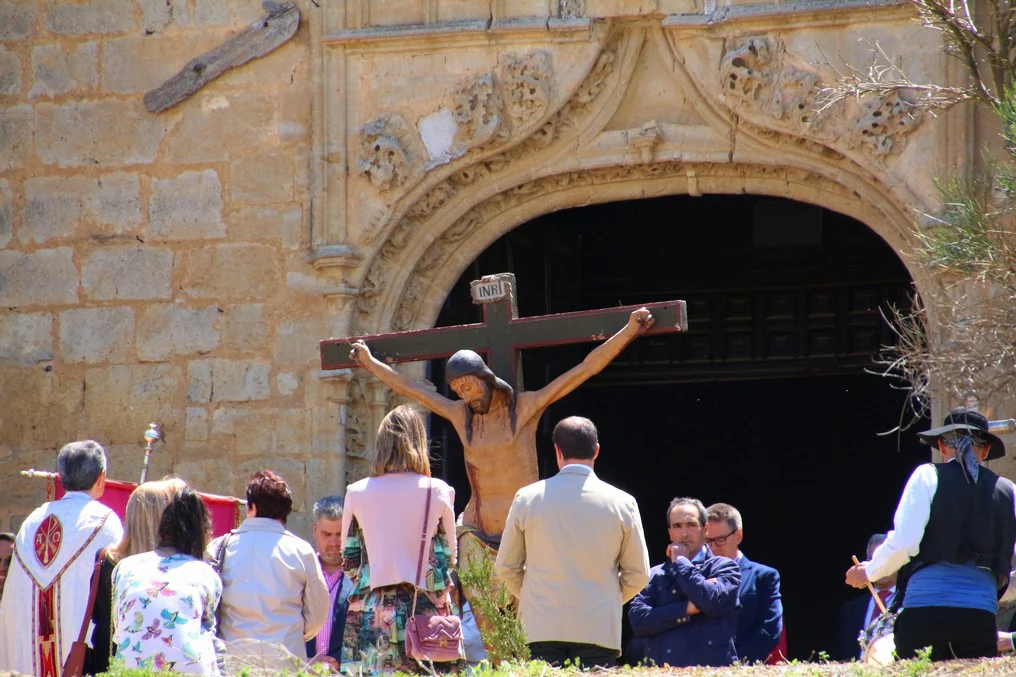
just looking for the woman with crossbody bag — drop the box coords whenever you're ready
[340,405,464,672]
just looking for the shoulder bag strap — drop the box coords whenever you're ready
[69,546,106,655]
[212,530,236,575]
[410,479,435,618]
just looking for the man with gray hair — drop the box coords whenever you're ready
[306,495,354,670]
[0,440,124,676]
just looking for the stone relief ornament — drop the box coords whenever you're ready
[849,91,922,156]
[719,35,923,160]
[355,36,624,327]
[356,113,419,191]
[628,120,662,163]
[452,74,507,152]
[500,51,554,129]
[559,0,584,18]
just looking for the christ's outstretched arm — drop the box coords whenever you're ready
[523,307,654,420]
[350,340,460,422]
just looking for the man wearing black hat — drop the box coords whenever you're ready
[844,408,1016,660]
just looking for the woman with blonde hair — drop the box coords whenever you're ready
[340,405,462,671]
[85,478,186,674]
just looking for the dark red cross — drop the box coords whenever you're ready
[320,273,687,389]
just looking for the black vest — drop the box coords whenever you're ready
[896,462,1016,606]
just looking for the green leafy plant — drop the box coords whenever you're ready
[456,548,531,664]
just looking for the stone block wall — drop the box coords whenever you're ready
[0,0,332,539]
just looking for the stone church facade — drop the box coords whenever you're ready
[0,0,1003,534]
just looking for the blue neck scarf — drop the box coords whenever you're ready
[955,435,980,484]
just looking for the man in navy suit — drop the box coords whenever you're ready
[834,533,895,660]
[628,497,741,667]
[705,504,783,664]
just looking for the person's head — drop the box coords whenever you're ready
[552,416,600,468]
[866,533,896,590]
[705,503,744,560]
[919,407,1005,463]
[57,440,107,495]
[0,532,14,596]
[370,405,432,477]
[312,495,344,566]
[158,488,211,560]
[245,470,293,523]
[111,478,187,562]
[445,350,517,442]
[668,497,707,554]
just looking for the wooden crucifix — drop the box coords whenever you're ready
[320,272,686,540]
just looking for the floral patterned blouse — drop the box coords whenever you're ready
[111,551,222,674]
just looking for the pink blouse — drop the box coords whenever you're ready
[341,473,457,590]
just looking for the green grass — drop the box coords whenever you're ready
[24,652,1011,676]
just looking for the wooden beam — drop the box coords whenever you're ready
[143,3,300,114]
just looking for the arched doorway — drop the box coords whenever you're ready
[427,193,928,660]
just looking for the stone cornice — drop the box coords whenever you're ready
[323,17,595,49]
[663,0,913,31]
[324,1,909,49]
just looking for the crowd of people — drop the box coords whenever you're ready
[2,404,1016,674]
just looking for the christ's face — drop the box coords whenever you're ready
[449,375,492,414]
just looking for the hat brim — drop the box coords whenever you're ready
[918,424,1006,460]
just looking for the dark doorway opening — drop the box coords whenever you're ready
[428,193,928,660]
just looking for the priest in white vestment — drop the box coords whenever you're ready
[0,440,124,677]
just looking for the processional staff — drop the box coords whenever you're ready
[140,422,160,483]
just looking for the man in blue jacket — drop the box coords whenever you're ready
[628,497,741,667]
[706,503,784,663]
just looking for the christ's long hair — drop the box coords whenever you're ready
[370,405,432,478]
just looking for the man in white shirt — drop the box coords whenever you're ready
[208,470,330,661]
[495,416,650,668]
[845,408,1016,660]
[0,440,124,676]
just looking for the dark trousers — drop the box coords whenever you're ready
[529,641,617,668]
[894,606,998,661]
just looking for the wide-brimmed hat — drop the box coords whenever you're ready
[918,407,1006,460]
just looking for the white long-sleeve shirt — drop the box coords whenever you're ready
[865,462,1016,590]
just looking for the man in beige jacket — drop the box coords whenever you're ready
[495,416,651,667]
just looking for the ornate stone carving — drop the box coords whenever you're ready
[721,36,774,105]
[452,74,506,153]
[628,120,662,163]
[559,0,584,19]
[719,35,922,159]
[849,91,922,156]
[500,51,553,129]
[391,275,430,331]
[355,37,622,326]
[344,375,370,459]
[356,113,418,191]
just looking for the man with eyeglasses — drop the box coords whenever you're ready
[0,533,13,599]
[844,407,1016,661]
[628,497,741,667]
[705,504,783,664]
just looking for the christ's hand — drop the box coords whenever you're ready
[349,339,372,365]
[628,307,655,334]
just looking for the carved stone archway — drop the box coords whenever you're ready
[334,15,941,479]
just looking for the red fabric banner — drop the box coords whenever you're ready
[54,478,241,537]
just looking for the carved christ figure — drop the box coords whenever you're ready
[349,307,654,539]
